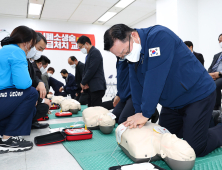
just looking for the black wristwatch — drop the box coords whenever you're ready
[219,72,222,78]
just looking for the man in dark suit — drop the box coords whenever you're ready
[184,41,204,66]
[27,59,50,129]
[48,77,67,97]
[32,55,51,80]
[68,56,88,105]
[59,69,78,99]
[208,34,222,110]
[41,67,55,94]
[77,36,106,107]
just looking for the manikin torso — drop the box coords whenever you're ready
[116,122,196,170]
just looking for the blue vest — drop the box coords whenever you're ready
[116,58,131,102]
[129,25,215,118]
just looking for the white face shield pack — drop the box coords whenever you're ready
[124,35,142,63]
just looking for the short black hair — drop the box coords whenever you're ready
[48,67,55,73]
[36,55,51,65]
[36,32,47,44]
[218,34,222,41]
[70,56,77,61]
[77,35,91,45]
[104,24,135,51]
[184,41,193,48]
[60,69,68,74]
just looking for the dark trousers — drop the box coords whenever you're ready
[0,87,38,136]
[33,102,49,122]
[88,90,105,107]
[75,92,88,105]
[215,78,222,107]
[112,97,135,124]
[159,90,222,157]
[102,98,114,110]
[54,92,67,97]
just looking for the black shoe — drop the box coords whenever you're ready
[214,106,221,111]
[212,110,222,126]
[32,122,49,129]
[0,136,33,153]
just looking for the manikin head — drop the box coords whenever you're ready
[82,107,115,134]
[60,99,81,114]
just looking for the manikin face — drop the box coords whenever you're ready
[160,133,195,161]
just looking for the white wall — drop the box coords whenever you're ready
[132,13,156,28]
[0,16,117,86]
[177,0,199,52]
[198,0,222,69]
[156,0,178,34]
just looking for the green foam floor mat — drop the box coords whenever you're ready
[49,121,85,129]
[50,123,222,170]
[48,105,87,119]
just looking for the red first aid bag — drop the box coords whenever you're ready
[34,128,93,146]
[50,105,60,110]
[55,112,72,117]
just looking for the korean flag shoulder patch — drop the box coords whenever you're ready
[149,47,161,57]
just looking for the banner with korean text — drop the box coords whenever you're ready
[36,30,95,51]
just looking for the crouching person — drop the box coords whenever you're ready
[0,26,39,153]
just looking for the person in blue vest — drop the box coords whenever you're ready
[113,57,159,124]
[59,69,77,99]
[0,26,39,153]
[103,24,222,157]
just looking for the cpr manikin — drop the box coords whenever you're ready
[51,96,65,105]
[47,94,53,99]
[82,106,115,134]
[60,99,81,114]
[116,122,196,170]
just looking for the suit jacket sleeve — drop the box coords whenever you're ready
[198,54,204,66]
[81,50,102,86]
[208,55,217,73]
[64,75,77,92]
[41,74,49,93]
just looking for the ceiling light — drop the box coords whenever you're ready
[98,12,117,22]
[115,0,135,8]
[28,3,42,15]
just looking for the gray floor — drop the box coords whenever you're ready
[0,117,83,170]
[0,95,162,170]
